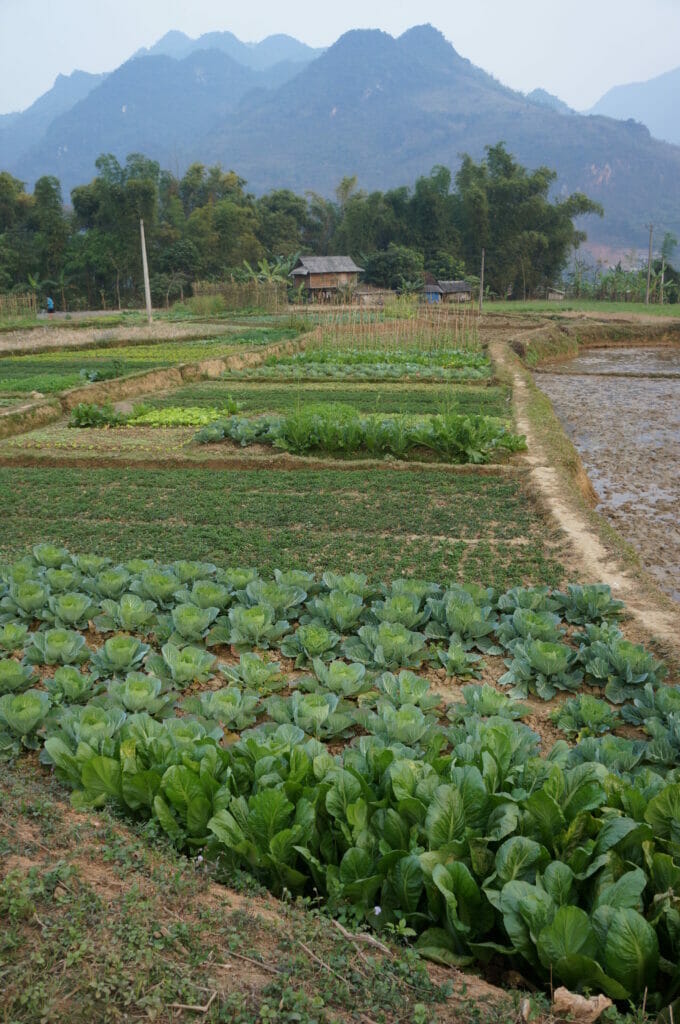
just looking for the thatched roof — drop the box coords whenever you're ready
[290,256,364,276]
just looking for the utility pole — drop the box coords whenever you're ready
[645,224,653,306]
[660,256,665,306]
[479,248,485,314]
[140,219,153,324]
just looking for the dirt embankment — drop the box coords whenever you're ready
[0,337,308,438]
[505,314,680,367]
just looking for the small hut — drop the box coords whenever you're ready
[289,257,363,299]
[547,287,566,301]
[439,280,473,303]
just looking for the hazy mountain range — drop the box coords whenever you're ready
[1,25,679,250]
[589,65,680,147]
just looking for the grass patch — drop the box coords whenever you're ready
[0,328,299,395]
[145,381,511,418]
[0,467,567,587]
[2,763,490,1024]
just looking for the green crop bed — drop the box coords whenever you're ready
[0,327,299,395]
[0,467,566,587]
[0,542,677,1009]
[143,381,511,418]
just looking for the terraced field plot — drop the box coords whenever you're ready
[144,380,511,418]
[0,326,299,395]
[0,466,567,588]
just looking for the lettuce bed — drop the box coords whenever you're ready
[1,545,679,1010]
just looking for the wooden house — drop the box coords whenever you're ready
[547,288,566,301]
[289,256,363,299]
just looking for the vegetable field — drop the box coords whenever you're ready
[0,545,679,1012]
[1,312,678,1023]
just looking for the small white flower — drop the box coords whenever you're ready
[196,855,204,864]
[373,905,382,916]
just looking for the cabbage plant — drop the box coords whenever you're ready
[321,571,376,599]
[183,687,260,731]
[0,657,37,694]
[216,567,259,593]
[44,666,101,704]
[0,689,51,757]
[94,594,158,634]
[217,604,289,652]
[46,592,97,629]
[51,703,125,752]
[496,586,557,613]
[303,590,364,632]
[554,583,624,624]
[32,543,71,569]
[445,683,528,722]
[171,559,217,584]
[0,623,28,652]
[90,635,150,675]
[146,643,216,686]
[0,580,48,622]
[25,628,91,666]
[342,622,429,670]
[280,621,341,667]
[166,603,220,643]
[72,554,111,576]
[85,567,131,600]
[499,640,583,700]
[496,608,563,648]
[266,691,355,739]
[551,694,621,739]
[580,636,666,703]
[274,568,319,595]
[376,670,440,711]
[130,570,180,608]
[369,592,430,630]
[238,580,307,618]
[311,658,370,697]
[358,701,436,746]
[223,653,286,694]
[437,640,484,678]
[621,683,680,729]
[426,590,500,653]
[106,672,172,715]
[174,580,231,611]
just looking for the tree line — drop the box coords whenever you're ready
[0,143,602,310]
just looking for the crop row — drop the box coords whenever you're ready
[194,405,525,464]
[1,546,679,1007]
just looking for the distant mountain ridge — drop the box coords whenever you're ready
[134,30,324,69]
[590,64,680,146]
[2,24,680,250]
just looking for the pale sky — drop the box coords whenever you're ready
[1,0,680,115]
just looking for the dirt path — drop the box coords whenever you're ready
[491,338,680,657]
[0,320,241,355]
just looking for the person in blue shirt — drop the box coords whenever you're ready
[46,296,55,315]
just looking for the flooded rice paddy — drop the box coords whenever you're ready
[537,345,680,601]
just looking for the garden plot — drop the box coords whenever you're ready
[0,543,678,1009]
[0,326,299,396]
[0,467,567,588]
[226,345,491,383]
[142,380,512,418]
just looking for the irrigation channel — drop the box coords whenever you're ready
[536,344,680,602]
